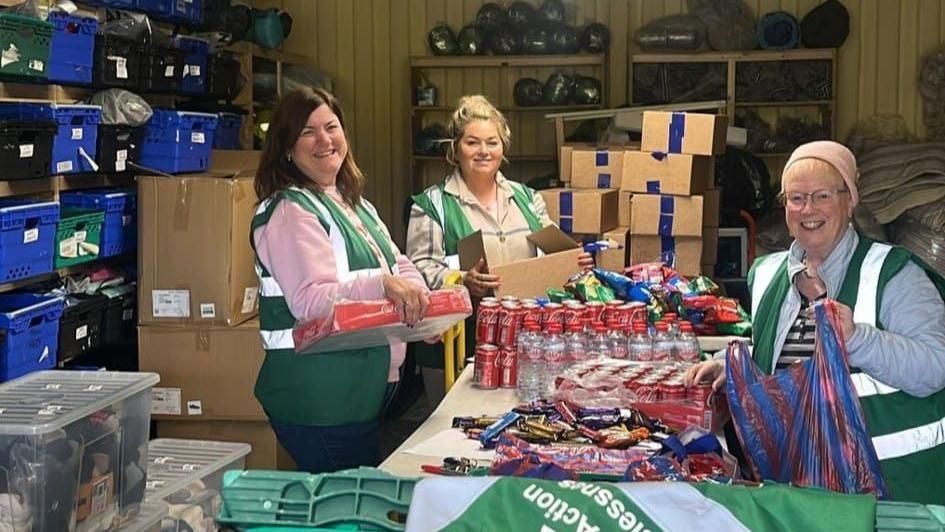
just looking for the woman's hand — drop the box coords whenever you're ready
[463,258,501,298]
[578,251,595,272]
[832,301,857,341]
[382,274,429,326]
[683,360,727,391]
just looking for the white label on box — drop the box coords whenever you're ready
[86,385,102,392]
[191,132,205,144]
[151,387,182,416]
[23,228,38,244]
[152,290,190,318]
[182,463,199,472]
[116,149,128,162]
[29,59,43,71]
[241,287,259,314]
[190,65,201,76]
[75,230,87,243]
[186,400,203,416]
[56,160,73,173]
[71,128,83,140]
[75,325,88,340]
[45,384,61,390]
[19,144,33,158]
[115,159,126,172]
[38,407,60,416]
[199,303,216,319]
[115,56,128,79]
[59,236,77,258]
[164,65,175,77]
[146,480,165,490]
[122,308,133,321]
[122,215,131,227]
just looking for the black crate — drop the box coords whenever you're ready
[207,53,244,100]
[101,282,135,346]
[97,125,142,173]
[93,34,142,88]
[141,45,185,93]
[0,120,56,180]
[57,294,107,364]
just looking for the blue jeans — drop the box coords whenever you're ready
[270,383,398,474]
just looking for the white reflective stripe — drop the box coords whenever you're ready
[259,329,294,350]
[427,186,447,230]
[445,254,460,270]
[751,252,788,319]
[255,199,269,215]
[872,415,945,461]
[259,276,283,297]
[853,243,892,327]
[623,483,751,532]
[338,268,384,283]
[851,372,900,398]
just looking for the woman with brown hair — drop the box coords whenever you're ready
[251,87,429,473]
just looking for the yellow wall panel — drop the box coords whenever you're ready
[260,0,945,244]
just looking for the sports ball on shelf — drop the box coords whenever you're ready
[514,77,545,107]
[581,22,611,53]
[428,24,458,55]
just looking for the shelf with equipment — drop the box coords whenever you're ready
[409,53,608,192]
[631,48,837,176]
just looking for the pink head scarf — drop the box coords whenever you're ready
[782,140,859,207]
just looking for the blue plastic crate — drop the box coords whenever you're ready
[47,12,97,85]
[0,294,63,381]
[212,112,242,149]
[51,104,101,174]
[140,109,217,173]
[0,199,59,282]
[60,188,136,257]
[169,0,203,24]
[135,0,169,16]
[175,35,208,94]
[85,0,135,6]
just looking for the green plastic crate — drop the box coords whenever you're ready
[0,13,52,80]
[218,467,417,531]
[876,501,945,531]
[54,208,103,268]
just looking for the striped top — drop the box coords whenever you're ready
[776,292,825,370]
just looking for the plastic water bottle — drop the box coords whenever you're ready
[652,321,675,361]
[542,323,567,400]
[628,323,653,361]
[606,318,629,359]
[664,312,679,336]
[565,322,589,366]
[675,321,701,363]
[516,321,543,402]
[586,321,609,359]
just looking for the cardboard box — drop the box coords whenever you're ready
[559,143,593,183]
[703,189,721,228]
[618,191,633,227]
[629,235,702,277]
[139,151,261,326]
[702,226,719,265]
[620,151,713,196]
[139,320,266,421]
[630,194,703,237]
[156,420,296,471]
[540,188,619,234]
[641,111,728,156]
[599,227,629,272]
[458,226,582,298]
[571,146,625,189]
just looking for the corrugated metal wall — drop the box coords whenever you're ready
[255,0,943,244]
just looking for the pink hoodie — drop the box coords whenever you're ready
[253,187,427,381]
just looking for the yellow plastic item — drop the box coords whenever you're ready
[443,272,466,392]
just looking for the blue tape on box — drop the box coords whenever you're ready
[595,149,609,166]
[559,190,573,233]
[660,235,676,266]
[597,173,611,188]
[658,195,674,236]
[668,112,686,154]
[646,181,661,193]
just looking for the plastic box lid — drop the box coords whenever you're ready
[146,438,252,502]
[0,370,159,435]
[116,502,168,532]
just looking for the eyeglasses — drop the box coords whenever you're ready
[780,189,849,208]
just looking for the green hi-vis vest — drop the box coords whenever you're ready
[750,234,945,504]
[411,180,543,270]
[250,186,397,426]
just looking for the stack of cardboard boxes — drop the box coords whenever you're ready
[543,112,726,277]
[137,151,294,470]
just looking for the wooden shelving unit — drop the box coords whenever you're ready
[409,53,608,192]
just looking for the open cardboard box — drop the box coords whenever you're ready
[458,225,583,298]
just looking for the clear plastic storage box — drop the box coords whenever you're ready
[145,438,250,532]
[0,370,159,531]
[115,502,167,532]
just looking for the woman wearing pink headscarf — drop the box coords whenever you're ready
[685,140,945,503]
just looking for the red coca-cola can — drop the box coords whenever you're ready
[496,302,522,347]
[688,383,713,405]
[632,377,662,402]
[542,303,566,329]
[476,301,500,345]
[660,379,687,402]
[501,295,519,303]
[602,299,624,322]
[585,301,606,323]
[499,346,517,388]
[611,304,637,333]
[521,303,542,326]
[562,304,585,330]
[521,298,538,306]
[474,344,500,389]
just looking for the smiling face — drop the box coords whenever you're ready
[289,104,348,186]
[782,158,853,261]
[457,119,504,180]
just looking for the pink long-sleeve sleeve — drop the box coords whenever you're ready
[254,199,428,382]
